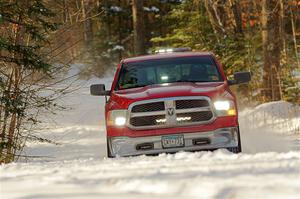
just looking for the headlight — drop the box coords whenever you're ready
[108,110,128,126]
[214,101,230,110]
[214,100,236,116]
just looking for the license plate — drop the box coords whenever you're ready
[162,134,184,149]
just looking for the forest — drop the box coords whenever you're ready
[0,0,299,163]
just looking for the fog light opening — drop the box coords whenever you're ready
[136,143,154,151]
[193,138,211,146]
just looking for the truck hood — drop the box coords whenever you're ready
[109,82,229,109]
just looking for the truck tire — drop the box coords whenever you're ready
[227,127,242,153]
[106,138,114,158]
[227,146,241,153]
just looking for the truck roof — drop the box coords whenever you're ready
[122,52,213,63]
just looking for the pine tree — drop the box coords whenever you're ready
[0,0,59,163]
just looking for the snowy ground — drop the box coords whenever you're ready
[1,71,300,199]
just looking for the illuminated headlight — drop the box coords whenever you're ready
[108,110,128,126]
[115,117,126,126]
[214,101,230,110]
[161,76,169,80]
[214,100,236,116]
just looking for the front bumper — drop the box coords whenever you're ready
[108,127,239,157]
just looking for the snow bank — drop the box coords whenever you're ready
[239,101,300,154]
[240,101,300,135]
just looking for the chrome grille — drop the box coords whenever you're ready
[176,111,213,123]
[132,101,165,112]
[130,115,165,127]
[128,97,215,130]
[176,99,209,109]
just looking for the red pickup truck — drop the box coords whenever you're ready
[91,49,250,157]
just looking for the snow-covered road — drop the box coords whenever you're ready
[2,147,300,199]
[1,73,300,199]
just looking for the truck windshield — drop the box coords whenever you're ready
[116,56,223,90]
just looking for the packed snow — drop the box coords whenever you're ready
[143,6,160,13]
[1,69,300,199]
[110,6,123,13]
[112,45,125,52]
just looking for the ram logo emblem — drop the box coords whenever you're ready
[167,108,175,116]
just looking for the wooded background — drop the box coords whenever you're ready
[0,0,299,163]
[42,0,300,103]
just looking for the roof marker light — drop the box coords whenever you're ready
[154,47,191,54]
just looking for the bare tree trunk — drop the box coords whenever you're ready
[118,0,123,61]
[132,0,145,55]
[0,72,13,160]
[62,0,68,23]
[6,67,20,162]
[261,0,282,101]
[290,6,300,68]
[280,0,287,64]
[204,0,226,41]
[5,14,26,162]
[229,0,243,34]
[82,0,93,47]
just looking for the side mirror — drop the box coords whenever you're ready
[228,71,251,85]
[90,84,110,96]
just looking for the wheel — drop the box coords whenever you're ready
[227,127,242,153]
[227,146,241,153]
[106,137,114,158]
